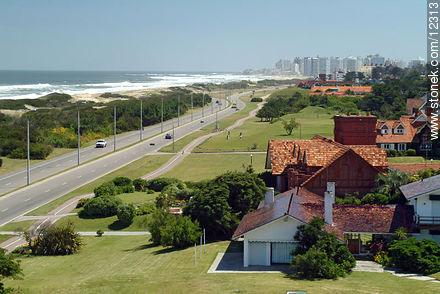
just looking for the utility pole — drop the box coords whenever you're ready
[177,95,180,127]
[202,93,205,117]
[140,99,143,141]
[77,106,80,166]
[299,124,302,139]
[114,105,116,152]
[161,97,164,133]
[26,119,30,185]
[190,93,193,121]
[172,121,175,153]
[215,103,218,131]
[211,99,214,114]
[250,154,253,165]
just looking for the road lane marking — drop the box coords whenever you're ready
[45,189,50,193]
[1,208,8,212]
[24,198,31,202]
[56,164,61,167]
[5,182,11,186]
[78,175,82,178]
[91,170,95,173]
[62,182,67,185]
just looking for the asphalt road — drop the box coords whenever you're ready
[0,91,254,226]
[0,97,231,196]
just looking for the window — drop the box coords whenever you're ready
[397,143,407,151]
[381,128,389,134]
[429,230,440,235]
[394,128,404,134]
[381,144,394,150]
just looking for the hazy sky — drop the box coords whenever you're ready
[0,0,426,72]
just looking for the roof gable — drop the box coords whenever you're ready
[400,174,440,199]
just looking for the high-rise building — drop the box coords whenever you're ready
[370,54,385,66]
[344,56,358,72]
[408,57,425,68]
[318,57,330,75]
[330,57,343,73]
[311,57,319,76]
[303,57,313,76]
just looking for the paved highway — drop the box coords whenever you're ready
[0,91,255,226]
[0,97,231,195]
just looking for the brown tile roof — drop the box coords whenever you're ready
[400,174,440,199]
[407,98,425,114]
[309,85,372,96]
[268,137,387,175]
[232,188,417,240]
[376,116,419,144]
[389,163,440,174]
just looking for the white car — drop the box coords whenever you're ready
[95,139,107,148]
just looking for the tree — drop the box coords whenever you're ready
[0,248,22,293]
[344,71,357,82]
[290,217,355,279]
[282,117,300,136]
[374,170,409,203]
[117,204,136,225]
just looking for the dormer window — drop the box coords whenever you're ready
[395,128,404,134]
[381,128,389,134]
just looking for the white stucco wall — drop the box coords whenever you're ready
[244,215,303,242]
[412,194,433,217]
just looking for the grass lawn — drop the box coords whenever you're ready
[430,272,440,281]
[0,148,74,176]
[163,153,268,182]
[116,191,158,204]
[0,235,14,243]
[159,129,211,153]
[5,237,440,294]
[195,106,334,152]
[387,156,440,164]
[56,214,150,232]
[26,154,173,216]
[0,220,36,232]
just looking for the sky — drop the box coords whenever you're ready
[0,0,427,72]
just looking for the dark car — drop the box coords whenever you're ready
[165,133,173,139]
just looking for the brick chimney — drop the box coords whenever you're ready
[334,115,377,145]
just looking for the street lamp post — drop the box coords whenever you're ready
[26,119,30,185]
[215,103,218,131]
[77,106,80,166]
[202,93,205,117]
[113,105,116,152]
[161,97,164,133]
[172,121,175,153]
[140,99,143,141]
[191,93,193,121]
[177,95,180,127]
[250,154,253,166]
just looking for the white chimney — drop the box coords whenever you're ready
[324,182,335,225]
[265,187,275,205]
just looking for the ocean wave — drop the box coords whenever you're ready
[0,83,53,92]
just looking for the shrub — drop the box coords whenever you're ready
[96,229,104,237]
[361,193,389,204]
[93,182,117,197]
[0,158,2,167]
[133,178,149,192]
[148,209,201,248]
[147,189,155,194]
[386,149,398,157]
[76,198,90,208]
[117,204,136,225]
[336,196,361,204]
[147,178,183,192]
[388,237,440,275]
[116,185,135,194]
[250,97,263,102]
[291,246,343,280]
[24,222,83,255]
[0,248,23,293]
[112,176,132,187]
[406,148,417,156]
[136,202,155,215]
[80,196,122,217]
[374,250,390,266]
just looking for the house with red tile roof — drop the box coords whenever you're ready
[232,183,417,267]
[309,85,372,97]
[266,135,388,196]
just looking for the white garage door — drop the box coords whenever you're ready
[249,242,267,265]
[271,242,297,264]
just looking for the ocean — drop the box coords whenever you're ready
[0,70,262,100]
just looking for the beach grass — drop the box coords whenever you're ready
[195,106,334,152]
[162,153,268,182]
[26,154,173,216]
[5,236,440,294]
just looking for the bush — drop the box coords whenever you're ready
[148,209,201,248]
[133,178,149,192]
[93,182,117,197]
[0,248,23,293]
[96,229,104,237]
[147,178,183,192]
[361,193,389,204]
[336,196,361,204]
[24,222,83,255]
[117,204,136,225]
[147,189,155,194]
[388,237,440,275]
[406,148,417,156]
[76,198,90,208]
[136,202,155,215]
[0,158,2,167]
[386,149,398,157]
[112,176,132,187]
[250,97,263,102]
[80,196,122,217]
[116,185,135,194]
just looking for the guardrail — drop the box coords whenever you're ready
[417,215,440,225]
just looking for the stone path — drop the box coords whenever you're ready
[385,268,440,283]
[353,260,384,272]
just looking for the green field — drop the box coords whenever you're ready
[0,220,35,232]
[0,148,74,176]
[0,235,14,243]
[387,156,440,164]
[56,214,150,232]
[159,129,211,153]
[195,106,334,152]
[163,153,267,182]
[26,154,173,216]
[5,236,440,294]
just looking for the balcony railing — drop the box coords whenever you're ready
[417,215,440,225]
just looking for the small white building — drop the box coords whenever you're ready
[400,174,440,243]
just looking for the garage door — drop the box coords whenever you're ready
[271,242,296,264]
[249,242,267,265]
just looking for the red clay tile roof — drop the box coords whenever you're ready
[376,116,419,144]
[232,188,417,240]
[389,163,440,174]
[268,137,387,175]
[309,85,372,96]
[400,174,440,199]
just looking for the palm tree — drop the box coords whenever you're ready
[374,170,409,204]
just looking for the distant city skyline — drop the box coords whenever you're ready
[0,0,426,72]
